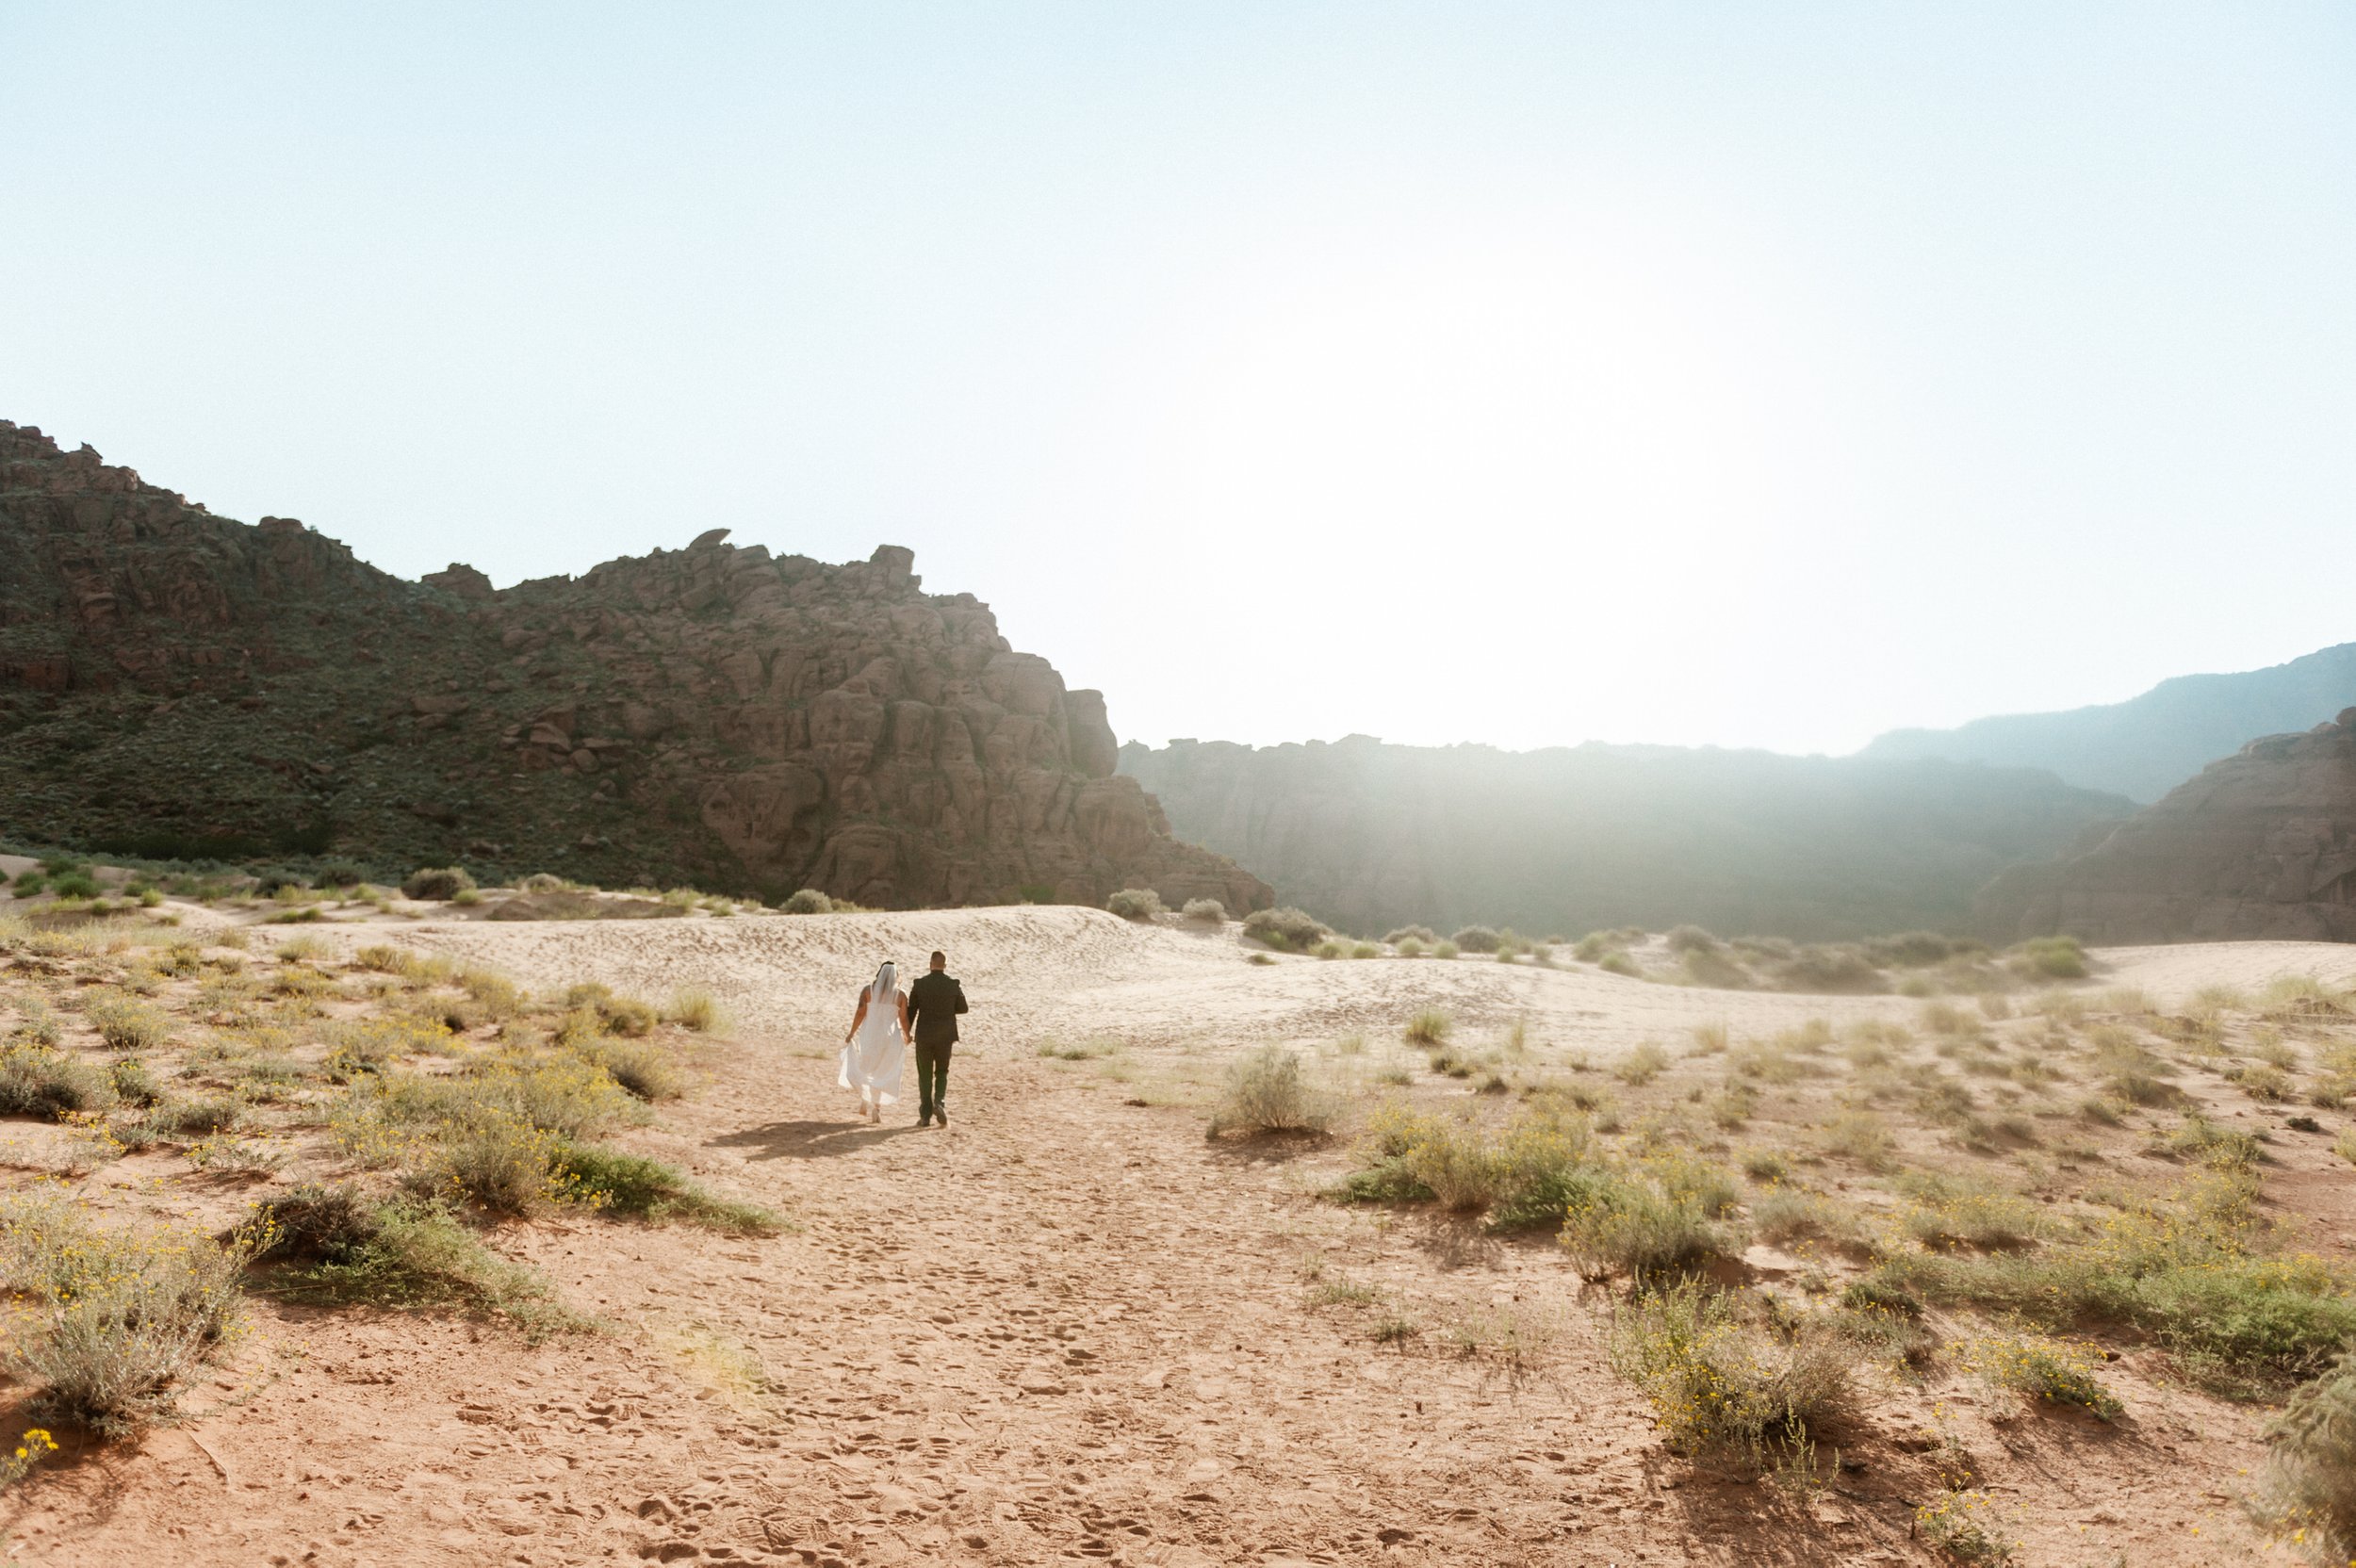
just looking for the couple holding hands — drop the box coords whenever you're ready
[841,949,967,1127]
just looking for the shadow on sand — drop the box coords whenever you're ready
[709,1119,924,1161]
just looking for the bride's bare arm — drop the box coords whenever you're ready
[898,991,912,1042]
[846,991,869,1043]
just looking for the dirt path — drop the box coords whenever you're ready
[9,911,2348,1563]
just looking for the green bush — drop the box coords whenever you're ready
[1664,925,1720,955]
[1608,1282,1856,1462]
[663,987,724,1033]
[85,993,171,1052]
[1450,925,1501,954]
[1961,1331,2122,1420]
[108,1057,160,1107]
[1383,925,1436,946]
[2258,1351,2356,1562]
[1561,1158,1736,1281]
[0,1043,116,1119]
[260,1193,567,1335]
[1181,898,1227,924]
[1243,906,1331,953]
[1340,1104,1593,1231]
[1106,888,1163,921]
[2008,936,2088,980]
[401,866,476,902]
[1207,1047,1336,1137]
[560,1144,781,1234]
[782,888,833,914]
[0,1193,248,1437]
[1403,1009,1451,1047]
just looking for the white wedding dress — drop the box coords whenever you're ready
[839,964,906,1110]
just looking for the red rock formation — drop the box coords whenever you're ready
[1978,710,2356,942]
[0,420,1267,911]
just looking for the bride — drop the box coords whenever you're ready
[840,961,909,1123]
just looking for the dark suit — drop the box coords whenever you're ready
[907,969,967,1121]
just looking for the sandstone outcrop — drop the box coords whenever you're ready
[1978,710,2356,943]
[0,420,1267,910]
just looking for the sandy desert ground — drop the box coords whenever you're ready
[0,889,2350,1566]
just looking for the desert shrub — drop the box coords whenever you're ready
[107,1057,160,1107]
[663,987,724,1033]
[1962,1331,2122,1419]
[1450,925,1501,955]
[47,874,100,900]
[1350,941,1380,959]
[1898,1176,2048,1250]
[1403,1009,1452,1047]
[261,1195,565,1333]
[417,1109,574,1212]
[1207,1047,1336,1137]
[2235,1063,2297,1102]
[2008,936,2088,980]
[1596,952,1637,977]
[1752,1188,1865,1249]
[1181,898,1227,925]
[151,1096,241,1136]
[1614,1041,1669,1086]
[1384,925,1436,946]
[0,1193,248,1437]
[1434,940,1463,960]
[1315,940,1346,959]
[2157,1113,2265,1169]
[401,866,476,902]
[1691,1021,1729,1054]
[564,982,658,1037]
[1561,1159,1737,1281]
[1342,1104,1593,1230]
[2258,1351,2356,1562]
[1679,947,1754,988]
[1821,1110,1895,1168]
[1767,945,1884,994]
[1243,906,1330,953]
[84,994,170,1053]
[1915,1490,2015,1564]
[1878,1170,2356,1391]
[559,1144,781,1233]
[782,888,834,914]
[1661,924,1716,955]
[564,1032,686,1102]
[8,1000,61,1048]
[1608,1282,1855,1461]
[1106,888,1164,921]
[0,1043,115,1119]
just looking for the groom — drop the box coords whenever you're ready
[906,949,968,1128]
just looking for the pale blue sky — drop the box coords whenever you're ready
[5,4,2353,755]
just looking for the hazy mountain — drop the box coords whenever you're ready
[1121,735,2132,941]
[1979,710,2356,943]
[1860,644,2356,803]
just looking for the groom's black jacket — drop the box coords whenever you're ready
[908,970,968,1047]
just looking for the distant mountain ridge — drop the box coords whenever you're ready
[1860,643,2356,803]
[1121,735,2132,941]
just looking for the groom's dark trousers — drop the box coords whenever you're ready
[906,969,968,1122]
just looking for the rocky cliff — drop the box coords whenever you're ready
[1121,735,2132,940]
[1978,710,2356,943]
[0,420,1268,910]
